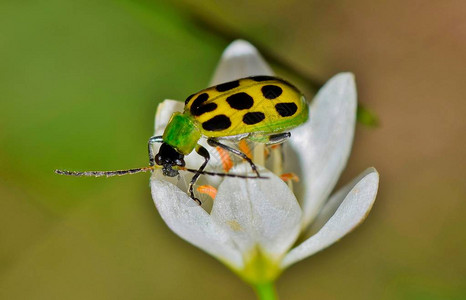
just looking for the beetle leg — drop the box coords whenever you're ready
[248,132,291,145]
[147,136,164,166]
[266,132,291,145]
[188,145,210,205]
[207,138,261,178]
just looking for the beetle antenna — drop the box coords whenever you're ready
[55,166,267,179]
[54,166,156,177]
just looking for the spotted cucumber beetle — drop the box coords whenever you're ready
[56,75,308,204]
[148,75,308,203]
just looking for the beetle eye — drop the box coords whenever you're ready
[155,154,163,165]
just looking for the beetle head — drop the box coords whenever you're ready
[155,143,185,177]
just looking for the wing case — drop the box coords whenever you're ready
[184,76,308,138]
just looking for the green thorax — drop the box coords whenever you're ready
[162,112,201,155]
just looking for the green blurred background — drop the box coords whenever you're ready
[1,0,465,299]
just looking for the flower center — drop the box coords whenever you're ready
[238,246,282,285]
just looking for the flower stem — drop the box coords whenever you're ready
[253,282,278,300]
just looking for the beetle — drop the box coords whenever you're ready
[148,75,308,203]
[56,75,308,204]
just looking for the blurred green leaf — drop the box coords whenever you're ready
[357,104,379,127]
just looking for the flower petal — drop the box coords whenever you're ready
[288,73,357,228]
[151,172,243,269]
[307,168,377,236]
[281,169,379,268]
[210,164,302,261]
[154,99,184,135]
[210,39,274,86]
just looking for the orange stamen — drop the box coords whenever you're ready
[197,185,218,199]
[263,146,270,159]
[216,147,233,172]
[238,140,253,159]
[280,172,300,182]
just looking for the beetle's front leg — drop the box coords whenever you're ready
[188,144,210,205]
[147,136,164,166]
[207,138,261,177]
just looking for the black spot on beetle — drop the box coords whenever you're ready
[202,115,232,131]
[226,92,254,110]
[250,75,275,82]
[261,85,282,99]
[249,76,300,93]
[190,93,211,116]
[192,103,217,116]
[216,80,240,92]
[275,103,298,117]
[243,112,265,125]
[185,94,195,105]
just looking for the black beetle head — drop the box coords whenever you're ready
[155,143,185,177]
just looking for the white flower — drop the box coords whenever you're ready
[150,40,379,284]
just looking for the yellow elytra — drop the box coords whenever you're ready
[149,75,308,203]
[184,75,308,139]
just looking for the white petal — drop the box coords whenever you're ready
[154,99,184,135]
[307,168,377,236]
[210,164,302,260]
[150,172,243,269]
[281,169,379,268]
[288,73,357,228]
[210,40,274,86]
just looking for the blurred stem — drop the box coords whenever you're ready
[185,8,322,92]
[123,0,379,127]
[254,282,278,300]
